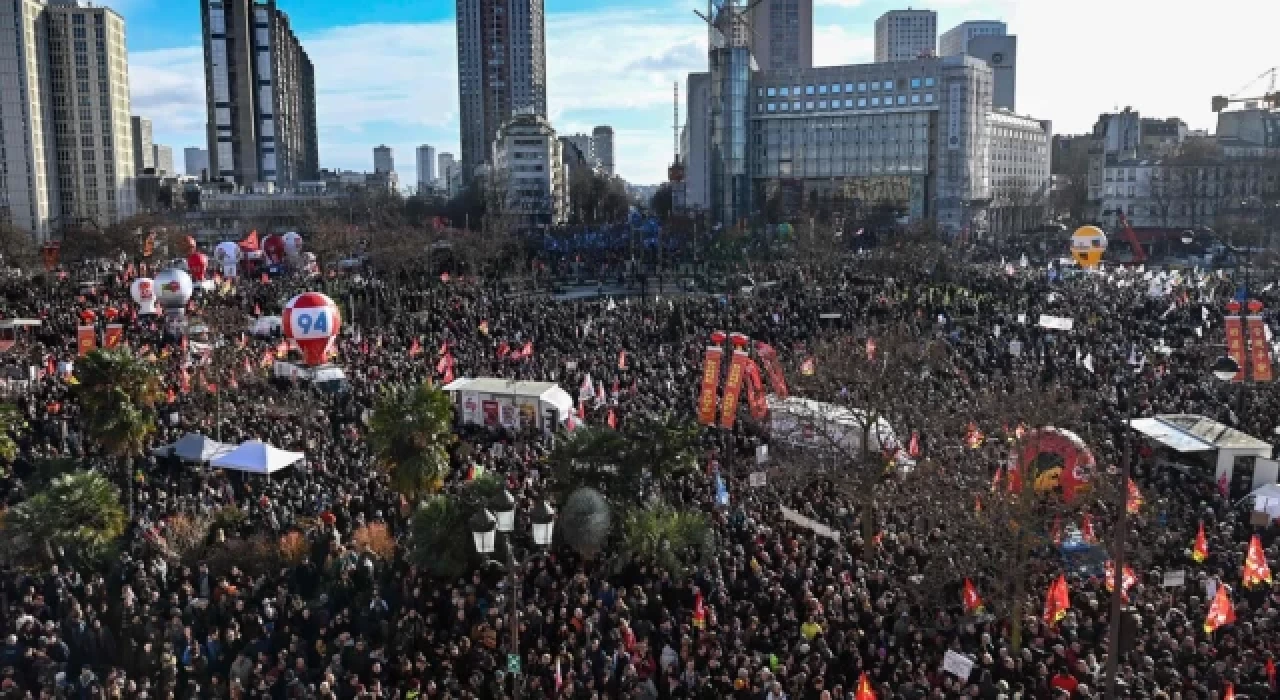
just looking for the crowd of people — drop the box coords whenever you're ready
[0,238,1277,700]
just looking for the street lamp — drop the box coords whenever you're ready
[470,491,556,700]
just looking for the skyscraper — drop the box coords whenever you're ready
[747,0,812,71]
[184,147,210,179]
[941,21,1016,111]
[591,126,614,177]
[939,20,1005,57]
[415,145,436,190]
[152,144,174,176]
[0,0,136,239]
[132,116,154,174]
[874,9,936,62]
[455,0,547,183]
[200,0,318,187]
[373,145,394,174]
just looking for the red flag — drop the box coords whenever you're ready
[907,431,920,458]
[1080,513,1097,544]
[991,465,1003,493]
[518,341,533,360]
[865,337,877,362]
[1126,478,1144,514]
[497,341,510,358]
[1042,575,1069,626]
[45,355,56,378]
[1203,584,1236,633]
[260,272,270,284]
[1266,657,1275,690]
[1243,534,1273,588]
[965,422,985,449]
[1104,560,1137,602]
[607,409,617,429]
[855,673,875,700]
[611,378,620,396]
[692,591,705,629]
[576,401,585,420]
[166,388,176,404]
[799,356,816,376]
[228,376,239,390]
[754,341,789,398]
[1223,682,1235,700]
[1193,522,1209,563]
[442,364,455,385]
[962,579,983,614]
[617,350,627,370]
[408,338,422,358]
[253,303,262,316]
[179,369,191,394]
[436,353,453,375]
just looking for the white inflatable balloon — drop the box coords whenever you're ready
[154,268,193,315]
[130,277,158,315]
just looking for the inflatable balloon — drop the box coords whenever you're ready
[186,252,209,281]
[130,277,158,315]
[154,268,193,317]
[283,292,341,366]
[79,309,97,323]
[214,241,241,278]
[103,307,119,321]
[1009,427,1097,502]
[1070,226,1107,268]
[263,234,286,264]
[282,232,303,260]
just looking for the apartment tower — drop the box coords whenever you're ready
[873,9,936,62]
[747,0,812,71]
[200,0,318,187]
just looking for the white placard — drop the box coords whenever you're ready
[779,505,839,540]
[749,471,766,487]
[1017,314,1027,325]
[1162,570,1186,588]
[942,650,974,680]
[756,444,769,464]
[819,313,843,319]
[1038,315,1074,331]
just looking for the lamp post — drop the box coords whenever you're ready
[469,492,556,700]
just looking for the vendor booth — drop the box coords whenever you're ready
[767,395,899,454]
[1129,414,1276,497]
[442,378,573,432]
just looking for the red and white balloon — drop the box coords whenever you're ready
[283,292,340,366]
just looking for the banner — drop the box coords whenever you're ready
[76,325,96,356]
[1246,315,1272,382]
[719,347,749,429]
[1225,315,1246,382]
[744,360,769,420]
[696,334,726,426]
[755,342,789,398]
[104,324,124,349]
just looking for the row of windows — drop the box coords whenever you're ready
[761,93,934,113]
[761,77,934,99]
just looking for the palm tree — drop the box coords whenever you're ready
[0,404,19,465]
[3,470,127,565]
[368,381,454,500]
[74,348,163,517]
[548,415,699,501]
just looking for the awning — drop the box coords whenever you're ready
[1129,414,1271,453]
[1129,418,1214,453]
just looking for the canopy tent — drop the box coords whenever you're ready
[210,440,304,475]
[153,432,232,462]
[443,377,573,431]
[1129,414,1274,491]
[1249,483,1280,520]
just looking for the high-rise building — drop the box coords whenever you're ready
[565,133,595,168]
[438,152,456,186]
[873,9,936,63]
[415,145,436,191]
[45,1,135,230]
[184,147,210,179]
[373,145,394,174]
[682,73,711,211]
[455,0,547,183]
[747,0,812,71]
[940,21,1015,111]
[493,113,568,228]
[0,0,57,239]
[201,0,318,187]
[939,20,1005,57]
[152,144,174,176]
[592,126,614,177]
[132,116,154,174]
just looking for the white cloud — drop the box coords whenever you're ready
[813,25,873,67]
[814,0,864,7]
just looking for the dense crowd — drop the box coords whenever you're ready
[0,241,1277,700]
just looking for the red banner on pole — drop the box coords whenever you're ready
[696,332,727,426]
[744,360,769,420]
[1246,315,1272,382]
[77,325,97,356]
[719,347,749,429]
[754,341,789,398]
[104,324,124,349]
[1225,315,1246,382]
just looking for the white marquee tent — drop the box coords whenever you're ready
[210,440,304,475]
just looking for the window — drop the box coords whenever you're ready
[818,85,827,95]
[792,101,800,111]
[858,98,867,108]
[845,99,854,108]
[793,85,800,96]
[911,77,921,89]
[756,87,763,97]
[871,97,880,106]
[768,103,777,112]
[72,27,85,39]
[897,95,907,105]
[779,87,788,97]
[72,13,85,24]
[845,83,854,92]
[858,82,867,92]
[767,87,777,97]
[925,77,935,87]
[805,86,814,95]
[911,94,921,104]
[924,93,934,104]
[884,79,895,90]
[805,101,814,110]
[871,81,880,91]
[831,84,840,94]
[780,102,789,111]
[819,100,827,109]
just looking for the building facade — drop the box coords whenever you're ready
[591,126,614,177]
[492,112,567,229]
[131,116,153,173]
[873,9,936,63]
[184,147,210,178]
[200,0,318,187]
[456,0,547,184]
[964,35,1016,111]
[985,109,1051,236]
[564,133,595,169]
[415,144,436,191]
[152,144,173,175]
[744,56,993,233]
[373,145,393,174]
[747,0,812,71]
[682,72,711,212]
[939,20,1005,58]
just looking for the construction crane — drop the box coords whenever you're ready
[1212,66,1279,112]
[1115,211,1147,264]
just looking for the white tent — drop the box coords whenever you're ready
[210,440,304,475]
[1250,483,1280,520]
[160,432,233,462]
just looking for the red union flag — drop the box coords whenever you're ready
[1204,584,1236,634]
[697,332,726,426]
[754,341,789,398]
[1243,534,1273,588]
[1224,315,1247,382]
[962,578,983,614]
[719,334,751,429]
[1246,315,1273,382]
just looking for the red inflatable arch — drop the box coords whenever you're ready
[1007,427,1096,502]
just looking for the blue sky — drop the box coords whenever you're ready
[107,0,1278,188]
